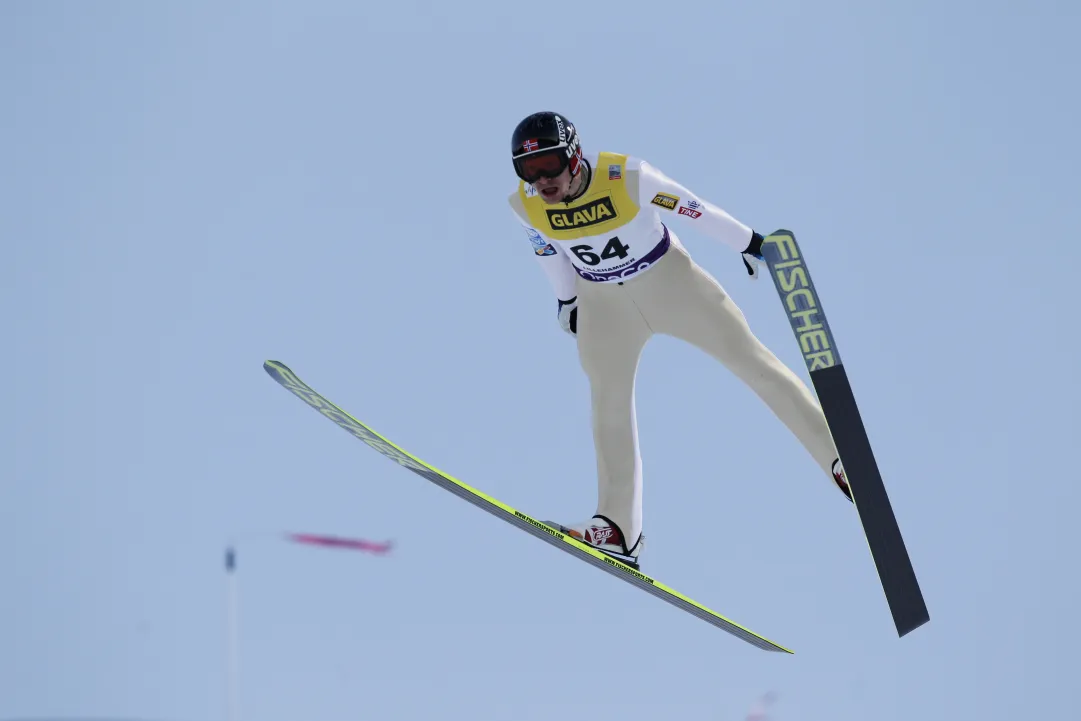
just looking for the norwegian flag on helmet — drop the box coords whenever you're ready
[522,139,540,152]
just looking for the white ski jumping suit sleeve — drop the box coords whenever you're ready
[636,159,755,253]
[508,194,579,301]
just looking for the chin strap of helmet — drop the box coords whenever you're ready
[561,159,591,204]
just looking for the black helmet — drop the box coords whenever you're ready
[511,111,583,183]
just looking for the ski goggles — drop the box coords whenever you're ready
[513,148,568,183]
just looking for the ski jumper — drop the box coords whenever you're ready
[508,152,839,545]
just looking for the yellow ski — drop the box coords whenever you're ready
[263,360,792,653]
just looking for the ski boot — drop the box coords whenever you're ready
[832,458,853,502]
[545,514,644,569]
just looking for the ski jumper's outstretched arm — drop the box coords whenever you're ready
[634,158,765,275]
[634,159,756,251]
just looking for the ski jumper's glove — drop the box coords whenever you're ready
[741,231,765,279]
[557,296,578,336]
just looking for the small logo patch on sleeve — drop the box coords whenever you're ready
[651,193,679,210]
[678,199,702,218]
[526,227,556,255]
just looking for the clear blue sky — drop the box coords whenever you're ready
[3,1,1078,720]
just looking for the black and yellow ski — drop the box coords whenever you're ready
[760,229,929,637]
[263,360,792,653]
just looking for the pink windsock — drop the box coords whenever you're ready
[285,532,394,555]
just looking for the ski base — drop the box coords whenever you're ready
[263,359,792,653]
[760,229,930,637]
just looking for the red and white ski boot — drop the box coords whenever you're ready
[546,515,644,569]
[832,458,853,502]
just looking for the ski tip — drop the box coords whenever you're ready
[263,360,297,384]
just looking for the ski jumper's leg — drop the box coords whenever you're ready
[629,236,839,480]
[574,275,653,546]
